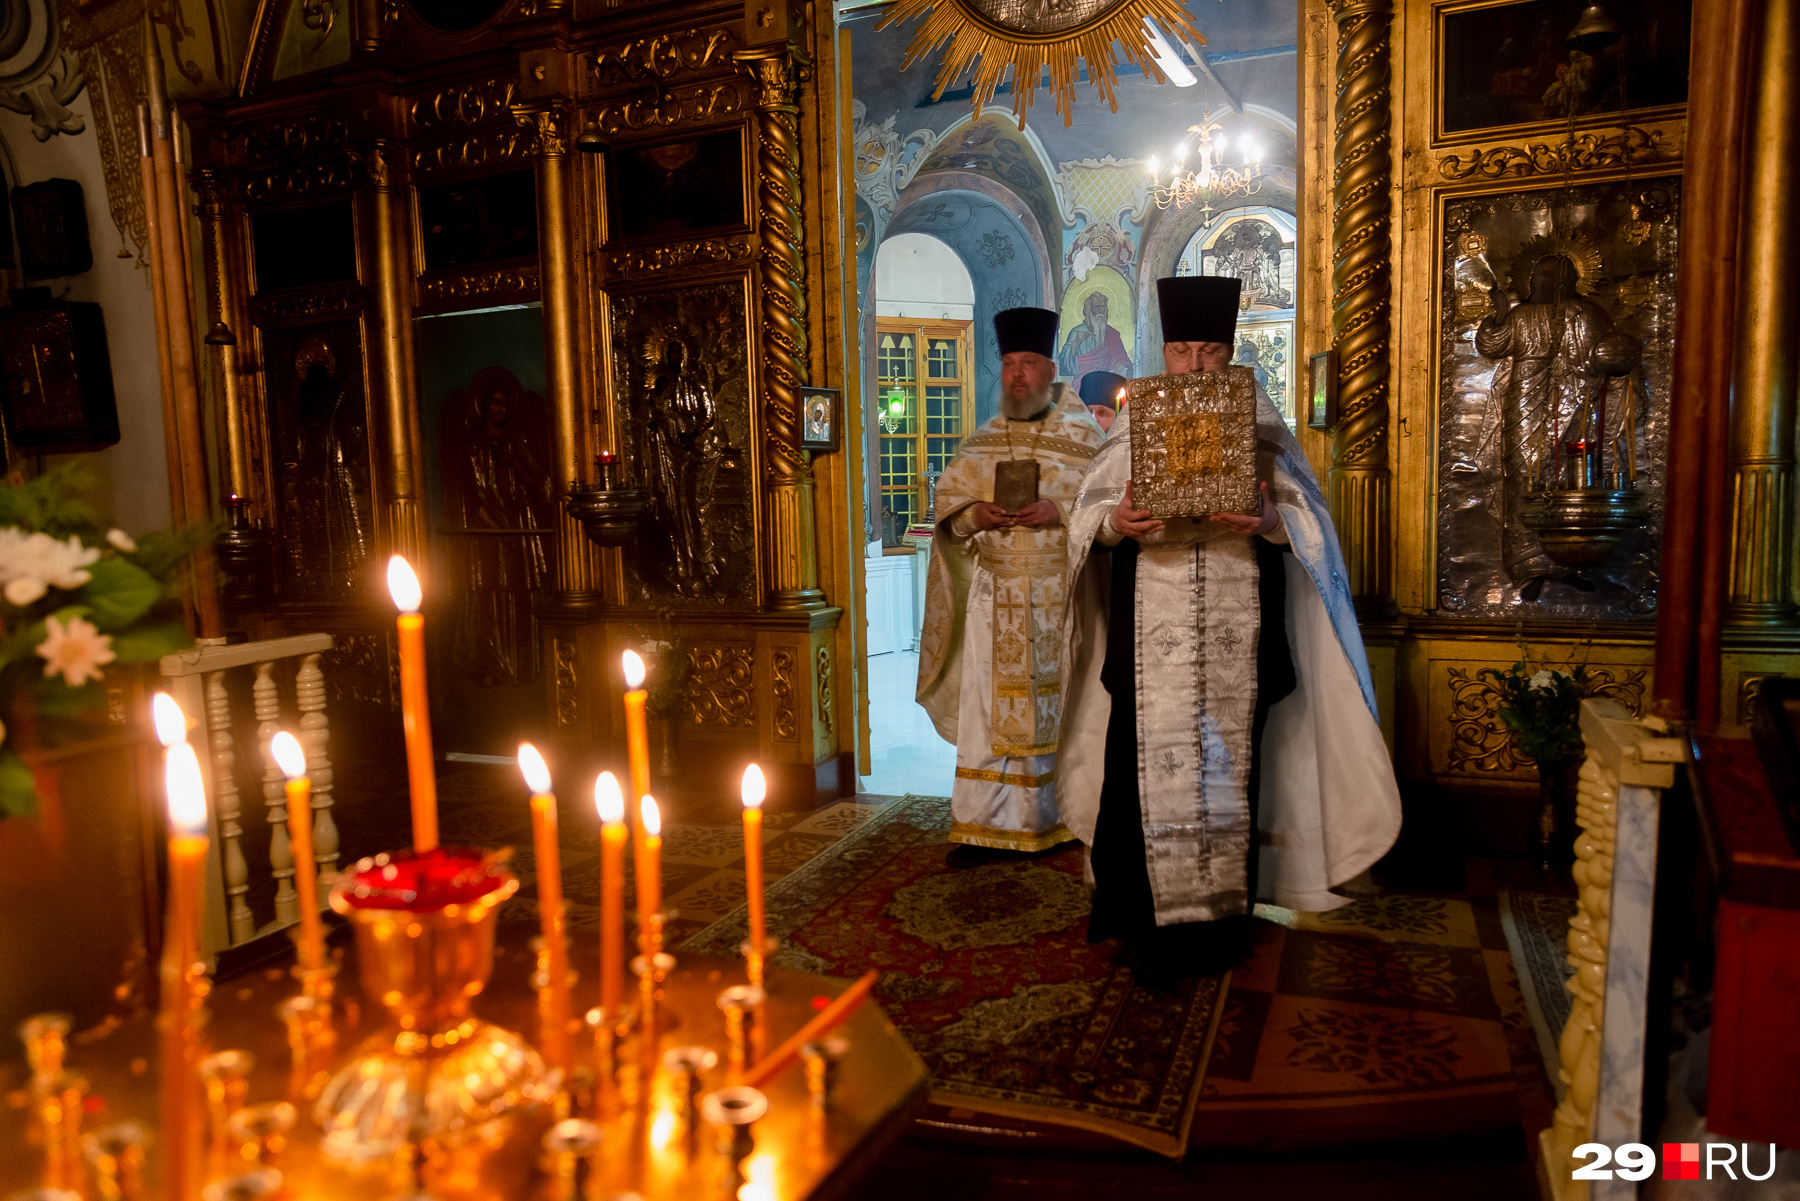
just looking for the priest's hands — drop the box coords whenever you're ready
[1110,482,1166,539]
[1010,500,1062,529]
[970,502,1013,530]
[1211,482,1282,538]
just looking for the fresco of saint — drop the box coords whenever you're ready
[1057,290,1134,381]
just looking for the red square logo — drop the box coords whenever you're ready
[1662,1143,1700,1180]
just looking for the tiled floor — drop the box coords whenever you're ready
[860,649,957,797]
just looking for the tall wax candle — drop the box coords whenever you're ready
[519,744,572,1071]
[594,772,627,1017]
[741,765,767,973]
[154,694,207,1201]
[637,795,662,955]
[621,651,651,806]
[270,732,324,973]
[387,556,439,853]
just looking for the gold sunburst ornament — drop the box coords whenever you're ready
[878,0,1206,127]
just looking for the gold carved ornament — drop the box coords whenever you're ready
[877,0,1206,126]
[1437,126,1669,182]
[554,639,579,727]
[683,646,756,728]
[1444,666,1646,775]
[815,647,832,736]
[773,648,799,741]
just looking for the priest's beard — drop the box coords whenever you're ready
[1002,382,1054,421]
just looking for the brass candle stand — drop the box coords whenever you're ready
[3,846,928,1200]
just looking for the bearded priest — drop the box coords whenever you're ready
[918,307,1105,868]
[1058,276,1401,983]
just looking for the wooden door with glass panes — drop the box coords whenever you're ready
[876,319,972,541]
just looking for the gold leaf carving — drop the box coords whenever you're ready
[239,115,352,164]
[591,27,739,87]
[684,645,755,728]
[411,128,534,176]
[773,648,798,741]
[554,638,578,727]
[412,78,520,130]
[248,289,366,325]
[602,237,755,280]
[816,647,832,736]
[589,81,748,134]
[1445,666,1647,775]
[418,267,540,310]
[241,157,360,204]
[1438,127,1670,182]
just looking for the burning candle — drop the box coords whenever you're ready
[594,772,627,1018]
[519,743,572,1071]
[638,795,662,956]
[622,651,651,815]
[270,732,324,975]
[388,556,438,854]
[155,693,207,1201]
[741,765,767,982]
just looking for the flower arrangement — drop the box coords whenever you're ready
[0,464,210,817]
[1483,660,1596,766]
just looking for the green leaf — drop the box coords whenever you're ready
[31,677,105,716]
[78,557,163,630]
[0,752,38,819]
[110,621,193,664]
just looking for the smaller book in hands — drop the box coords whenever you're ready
[1128,366,1260,517]
[993,460,1040,512]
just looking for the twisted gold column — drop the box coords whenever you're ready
[516,102,599,600]
[1726,0,1799,627]
[1327,0,1394,620]
[367,143,427,563]
[737,45,825,611]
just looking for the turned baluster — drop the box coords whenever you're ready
[294,653,339,882]
[205,670,255,944]
[254,660,297,926]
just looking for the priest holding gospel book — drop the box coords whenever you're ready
[917,307,1105,867]
[1058,276,1402,986]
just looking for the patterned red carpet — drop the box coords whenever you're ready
[680,794,1544,1159]
[682,794,1228,1156]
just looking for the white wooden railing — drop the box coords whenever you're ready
[160,633,337,959]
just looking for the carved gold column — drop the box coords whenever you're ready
[737,44,826,611]
[1726,0,1799,627]
[516,100,598,600]
[1326,0,1394,620]
[367,142,426,562]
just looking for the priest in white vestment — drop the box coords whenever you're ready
[918,307,1105,867]
[1059,276,1402,982]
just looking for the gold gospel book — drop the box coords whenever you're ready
[993,460,1040,511]
[1127,366,1260,517]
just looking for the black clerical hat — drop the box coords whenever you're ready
[993,307,1058,358]
[1078,371,1127,408]
[1157,276,1242,344]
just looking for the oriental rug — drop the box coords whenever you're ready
[681,793,1229,1157]
[1498,886,1579,1102]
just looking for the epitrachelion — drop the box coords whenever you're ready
[1127,365,1261,517]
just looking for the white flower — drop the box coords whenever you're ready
[37,614,116,687]
[106,529,137,553]
[0,528,101,607]
[1071,246,1099,281]
[1528,670,1557,692]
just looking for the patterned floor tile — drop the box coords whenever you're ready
[1228,993,1515,1094]
[753,831,839,876]
[1202,988,1273,1085]
[657,823,746,867]
[1275,930,1500,1020]
[1295,893,1482,948]
[788,801,884,837]
[665,869,747,923]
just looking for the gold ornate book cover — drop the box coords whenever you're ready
[993,460,1040,511]
[1128,366,1260,517]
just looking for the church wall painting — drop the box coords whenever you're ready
[1436,0,1692,139]
[608,281,757,608]
[1434,176,1680,620]
[604,128,749,245]
[1056,266,1136,383]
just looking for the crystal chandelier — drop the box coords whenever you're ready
[1147,109,1264,225]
